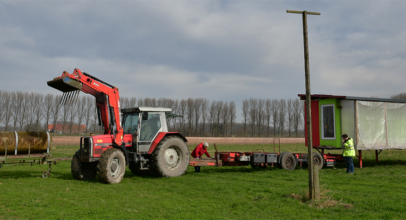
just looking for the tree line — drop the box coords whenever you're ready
[0,90,305,137]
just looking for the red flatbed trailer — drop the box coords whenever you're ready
[188,144,334,170]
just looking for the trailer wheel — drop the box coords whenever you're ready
[313,153,324,170]
[42,170,51,178]
[277,152,288,169]
[71,149,97,180]
[97,148,126,184]
[152,136,189,177]
[280,152,297,170]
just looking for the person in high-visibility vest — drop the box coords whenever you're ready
[342,134,355,173]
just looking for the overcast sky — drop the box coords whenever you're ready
[1,0,406,118]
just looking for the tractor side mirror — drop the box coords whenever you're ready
[142,112,149,120]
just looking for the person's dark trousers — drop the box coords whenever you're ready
[194,166,201,173]
[344,156,354,173]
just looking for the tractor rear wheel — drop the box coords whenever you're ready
[152,136,189,177]
[97,148,126,184]
[280,152,297,170]
[71,149,97,180]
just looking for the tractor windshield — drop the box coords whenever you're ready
[122,113,139,135]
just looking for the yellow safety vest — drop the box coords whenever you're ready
[343,138,356,157]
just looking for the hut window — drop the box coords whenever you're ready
[321,104,335,139]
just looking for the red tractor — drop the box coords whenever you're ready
[47,69,189,184]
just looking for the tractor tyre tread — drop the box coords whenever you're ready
[152,136,189,177]
[71,149,97,181]
[97,148,126,184]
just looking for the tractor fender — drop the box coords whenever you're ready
[147,132,188,154]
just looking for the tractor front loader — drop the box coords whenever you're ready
[47,69,189,184]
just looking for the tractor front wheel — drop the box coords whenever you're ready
[152,136,189,177]
[97,148,126,184]
[71,149,97,180]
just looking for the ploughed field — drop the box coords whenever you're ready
[1,142,406,219]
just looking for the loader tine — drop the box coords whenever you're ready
[67,91,74,106]
[70,90,79,106]
[59,93,66,105]
[66,91,73,106]
[61,92,68,105]
[73,90,80,105]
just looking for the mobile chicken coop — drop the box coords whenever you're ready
[299,94,406,168]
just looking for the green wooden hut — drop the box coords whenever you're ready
[298,94,406,167]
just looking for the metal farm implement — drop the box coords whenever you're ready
[0,131,72,178]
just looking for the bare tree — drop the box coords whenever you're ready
[256,99,265,137]
[229,101,236,137]
[120,97,130,108]
[0,91,5,126]
[265,99,272,137]
[215,101,223,137]
[271,99,279,137]
[129,97,137,107]
[179,99,187,134]
[143,98,157,107]
[209,101,217,136]
[193,98,203,136]
[92,101,99,133]
[84,96,94,135]
[2,91,13,131]
[278,99,287,137]
[248,98,257,137]
[138,99,144,107]
[76,96,87,134]
[287,99,293,137]
[390,93,406,100]
[292,98,302,137]
[221,102,229,137]
[51,95,62,134]
[242,100,249,137]
[13,92,28,131]
[44,93,54,131]
[200,99,209,136]
[186,98,194,136]
[33,93,44,131]
[170,99,179,131]
[68,99,79,134]
[61,101,71,134]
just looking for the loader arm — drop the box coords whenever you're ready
[47,68,123,145]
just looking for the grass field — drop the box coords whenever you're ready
[1,144,406,219]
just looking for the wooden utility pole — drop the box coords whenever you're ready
[286,10,320,200]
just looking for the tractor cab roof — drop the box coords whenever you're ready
[121,107,172,113]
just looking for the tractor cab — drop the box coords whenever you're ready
[121,107,172,153]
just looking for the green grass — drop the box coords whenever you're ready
[1,144,406,219]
